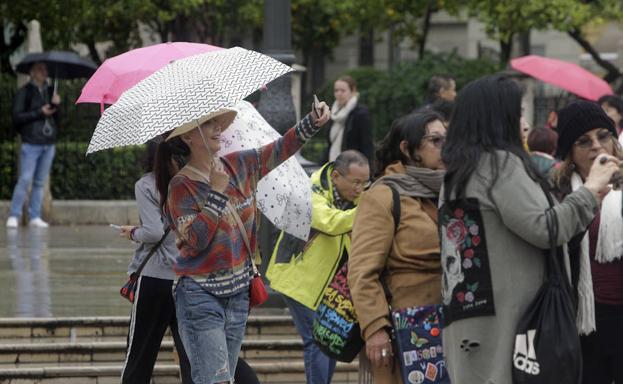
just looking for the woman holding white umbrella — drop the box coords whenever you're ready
[155,103,330,383]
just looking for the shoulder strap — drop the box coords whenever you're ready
[388,185,401,234]
[381,185,401,308]
[135,227,171,276]
[226,201,259,275]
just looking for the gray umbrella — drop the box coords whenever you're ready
[16,50,97,79]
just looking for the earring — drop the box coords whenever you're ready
[569,163,575,170]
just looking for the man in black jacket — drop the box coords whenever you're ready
[6,62,60,228]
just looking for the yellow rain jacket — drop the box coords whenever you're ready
[266,162,358,310]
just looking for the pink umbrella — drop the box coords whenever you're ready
[76,42,222,109]
[511,55,613,101]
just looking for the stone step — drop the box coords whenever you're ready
[0,361,359,384]
[0,315,297,341]
[0,339,304,365]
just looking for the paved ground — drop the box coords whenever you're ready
[0,226,134,318]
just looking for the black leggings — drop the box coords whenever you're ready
[581,302,623,384]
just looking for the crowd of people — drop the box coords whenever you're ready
[7,61,623,384]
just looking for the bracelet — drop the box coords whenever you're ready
[130,227,138,241]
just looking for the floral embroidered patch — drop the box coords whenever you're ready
[439,199,495,325]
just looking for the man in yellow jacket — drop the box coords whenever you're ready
[266,150,370,384]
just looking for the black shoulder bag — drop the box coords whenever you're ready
[511,185,582,384]
[120,228,171,303]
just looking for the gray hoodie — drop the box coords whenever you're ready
[127,173,177,280]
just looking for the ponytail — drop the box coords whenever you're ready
[154,136,190,210]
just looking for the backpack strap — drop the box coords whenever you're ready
[388,185,401,234]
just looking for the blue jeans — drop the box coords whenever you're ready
[283,296,337,384]
[9,143,55,219]
[175,277,249,384]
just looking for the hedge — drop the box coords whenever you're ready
[1,142,145,200]
[1,52,499,198]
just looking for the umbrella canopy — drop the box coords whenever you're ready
[220,101,311,240]
[510,55,613,101]
[76,42,223,105]
[16,50,97,79]
[86,46,292,154]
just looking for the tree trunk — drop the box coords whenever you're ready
[568,28,621,84]
[86,41,102,66]
[358,27,374,66]
[500,36,513,65]
[418,6,434,58]
[310,50,325,95]
[518,31,531,56]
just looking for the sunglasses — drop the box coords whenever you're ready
[422,134,446,148]
[574,130,613,149]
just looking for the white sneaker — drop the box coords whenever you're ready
[6,216,18,228]
[29,218,49,228]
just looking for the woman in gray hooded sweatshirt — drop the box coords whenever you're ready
[439,75,619,384]
[117,141,193,384]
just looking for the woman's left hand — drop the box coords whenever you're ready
[311,101,331,127]
[366,328,393,368]
[119,226,135,241]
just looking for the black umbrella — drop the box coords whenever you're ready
[16,50,97,79]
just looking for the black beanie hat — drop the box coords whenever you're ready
[555,100,618,159]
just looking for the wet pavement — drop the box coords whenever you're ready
[0,226,134,318]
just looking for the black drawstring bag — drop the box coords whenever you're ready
[511,202,582,384]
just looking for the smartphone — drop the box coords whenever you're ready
[109,224,122,231]
[313,94,322,118]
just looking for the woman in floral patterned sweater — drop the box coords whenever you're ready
[153,103,330,384]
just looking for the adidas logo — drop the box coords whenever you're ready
[513,329,540,375]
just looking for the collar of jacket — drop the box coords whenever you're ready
[312,162,336,200]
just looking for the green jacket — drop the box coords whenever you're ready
[266,162,358,310]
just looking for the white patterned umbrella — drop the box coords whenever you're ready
[86,47,292,154]
[221,101,311,241]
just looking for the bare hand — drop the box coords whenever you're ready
[210,159,230,193]
[584,155,621,200]
[366,328,393,368]
[119,226,135,241]
[41,104,55,116]
[311,101,330,127]
[51,94,61,105]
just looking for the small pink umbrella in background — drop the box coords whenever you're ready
[76,42,223,111]
[511,55,614,101]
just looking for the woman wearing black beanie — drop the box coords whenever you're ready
[553,100,623,384]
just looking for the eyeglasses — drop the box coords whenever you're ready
[422,134,446,148]
[337,171,371,189]
[574,130,614,149]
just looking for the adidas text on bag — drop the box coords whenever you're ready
[513,330,540,375]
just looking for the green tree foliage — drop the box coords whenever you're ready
[466,0,623,73]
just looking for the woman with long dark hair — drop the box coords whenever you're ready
[439,75,619,383]
[154,104,330,384]
[349,111,447,383]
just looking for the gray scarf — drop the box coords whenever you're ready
[373,165,445,198]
